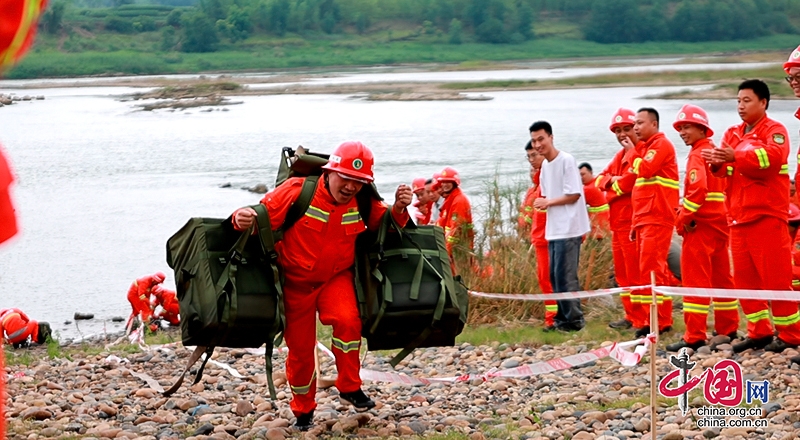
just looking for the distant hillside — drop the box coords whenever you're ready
[8,0,800,78]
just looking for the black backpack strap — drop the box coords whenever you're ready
[274,176,319,241]
[163,345,214,396]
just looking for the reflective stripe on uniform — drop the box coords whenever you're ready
[745,309,771,324]
[632,157,642,175]
[545,304,558,312]
[712,300,739,311]
[705,192,725,202]
[780,164,790,175]
[588,204,609,213]
[620,291,630,298]
[331,337,360,353]
[726,166,734,176]
[290,371,317,395]
[305,206,330,222]
[683,302,709,314]
[773,311,800,327]
[682,198,701,213]
[634,176,680,190]
[341,211,362,225]
[611,180,624,196]
[754,148,769,169]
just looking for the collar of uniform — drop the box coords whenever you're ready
[690,138,712,151]
[736,114,771,136]
[643,131,666,147]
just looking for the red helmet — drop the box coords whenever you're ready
[154,272,166,283]
[321,141,375,183]
[785,45,800,73]
[437,167,461,186]
[412,177,426,194]
[790,204,800,223]
[673,104,714,137]
[609,108,636,132]
[431,172,442,191]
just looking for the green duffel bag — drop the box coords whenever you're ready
[355,211,469,367]
[164,204,284,398]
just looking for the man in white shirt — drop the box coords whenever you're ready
[531,120,591,331]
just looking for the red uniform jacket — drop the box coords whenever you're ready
[530,173,547,247]
[0,147,17,244]
[794,108,800,197]
[677,138,728,235]
[436,187,474,254]
[518,185,536,236]
[127,274,163,322]
[152,286,180,325]
[0,308,37,345]
[236,177,408,284]
[714,116,790,226]
[595,146,638,232]
[583,181,610,239]
[631,132,680,228]
[413,200,432,226]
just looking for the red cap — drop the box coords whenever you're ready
[321,141,375,183]
[154,272,166,283]
[412,177,426,194]
[673,104,714,137]
[785,45,800,73]
[790,203,800,222]
[609,108,636,132]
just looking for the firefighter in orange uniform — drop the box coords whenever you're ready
[233,142,411,431]
[666,105,738,352]
[788,204,800,291]
[126,272,166,325]
[527,146,557,329]
[0,308,51,348]
[518,142,537,238]
[595,109,641,330]
[631,108,679,337]
[435,167,474,265]
[703,79,800,353]
[411,177,431,225]
[578,162,610,239]
[784,45,800,198]
[151,285,180,326]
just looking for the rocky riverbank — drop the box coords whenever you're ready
[6,330,800,440]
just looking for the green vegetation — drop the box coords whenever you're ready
[7,0,800,78]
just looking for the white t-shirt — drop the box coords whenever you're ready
[539,150,591,241]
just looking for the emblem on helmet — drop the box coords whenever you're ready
[615,115,622,123]
[352,158,363,170]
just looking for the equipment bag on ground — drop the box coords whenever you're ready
[164,204,284,398]
[355,210,469,367]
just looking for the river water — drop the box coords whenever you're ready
[0,62,797,341]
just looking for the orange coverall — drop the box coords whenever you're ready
[595,146,639,327]
[0,146,17,244]
[235,177,408,416]
[583,181,610,239]
[518,185,536,237]
[127,274,164,323]
[529,172,556,326]
[152,285,180,326]
[631,132,679,330]
[0,308,38,345]
[676,138,737,344]
[413,200,432,226]
[715,116,800,344]
[436,187,474,260]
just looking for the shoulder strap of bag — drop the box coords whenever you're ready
[163,346,215,397]
[273,176,319,241]
[252,203,282,400]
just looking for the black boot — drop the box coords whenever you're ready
[764,338,799,353]
[294,411,314,431]
[609,319,632,329]
[732,336,773,353]
[666,339,706,352]
[340,389,376,409]
[635,326,671,338]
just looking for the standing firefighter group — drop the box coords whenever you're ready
[518,47,800,357]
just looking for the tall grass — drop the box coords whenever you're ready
[455,174,616,326]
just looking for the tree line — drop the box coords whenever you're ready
[41,0,800,53]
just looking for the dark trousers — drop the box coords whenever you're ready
[549,236,585,330]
